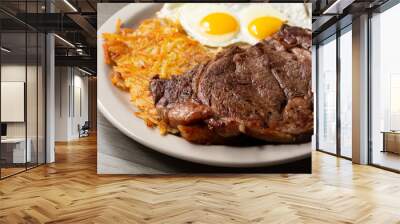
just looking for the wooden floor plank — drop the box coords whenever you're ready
[0,135,400,224]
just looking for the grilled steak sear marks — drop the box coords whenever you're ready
[150,25,313,144]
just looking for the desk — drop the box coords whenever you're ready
[381,131,400,154]
[1,138,31,163]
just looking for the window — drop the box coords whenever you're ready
[317,35,337,154]
[370,2,400,171]
[339,27,352,158]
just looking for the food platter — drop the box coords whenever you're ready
[97,3,311,167]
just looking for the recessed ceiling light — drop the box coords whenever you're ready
[322,0,354,15]
[1,47,11,53]
[54,34,75,48]
[63,0,78,12]
[77,67,93,76]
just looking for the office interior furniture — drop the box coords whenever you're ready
[381,131,400,154]
[1,138,32,165]
[79,121,90,138]
[1,123,7,138]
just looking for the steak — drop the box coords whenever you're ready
[150,25,313,144]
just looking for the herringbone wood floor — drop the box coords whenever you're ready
[0,135,400,224]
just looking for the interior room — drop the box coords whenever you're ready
[0,0,400,223]
[314,0,400,172]
[0,13,46,178]
[370,3,400,171]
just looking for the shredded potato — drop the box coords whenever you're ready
[103,18,212,134]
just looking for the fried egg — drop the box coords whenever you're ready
[178,4,242,47]
[158,3,311,47]
[240,4,287,45]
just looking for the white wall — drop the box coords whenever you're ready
[54,67,89,141]
[1,63,46,164]
[72,74,89,138]
[1,65,39,138]
[1,82,24,122]
[55,66,70,141]
[1,65,26,138]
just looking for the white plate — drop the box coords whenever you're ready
[97,3,311,168]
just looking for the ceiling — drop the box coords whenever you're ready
[0,0,163,74]
[311,0,392,43]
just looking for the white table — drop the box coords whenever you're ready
[1,138,31,163]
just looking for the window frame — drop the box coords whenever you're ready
[315,24,353,161]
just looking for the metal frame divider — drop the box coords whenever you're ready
[25,0,28,172]
[0,0,48,180]
[315,44,319,151]
[315,24,353,162]
[36,0,39,168]
[367,10,372,165]
[336,18,341,158]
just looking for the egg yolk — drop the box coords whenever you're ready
[200,13,238,35]
[248,16,283,40]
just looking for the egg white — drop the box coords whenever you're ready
[239,4,287,45]
[157,3,311,47]
[178,4,244,47]
[270,3,312,29]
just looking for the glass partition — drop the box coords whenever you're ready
[0,1,46,179]
[339,27,352,158]
[317,35,337,154]
[370,3,400,171]
[1,30,28,177]
[27,31,38,169]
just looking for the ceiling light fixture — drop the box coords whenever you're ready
[77,67,93,76]
[54,34,75,48]
[322,0,354,15]
[63,0,78,12]
[1,47,11,53]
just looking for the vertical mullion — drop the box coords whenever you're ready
[36,0,39,167]
[367,11,373,165]
[316,44,320,150]
[336,27,341,157]
[25,0,28,171]
[44,0,48,164]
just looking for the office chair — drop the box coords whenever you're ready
[79,121,90,138]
